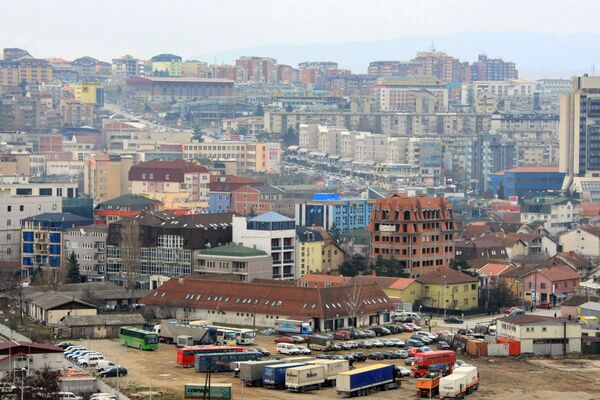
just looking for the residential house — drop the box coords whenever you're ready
[454,239,508,269]
[57,314,146,339]
[346,275,421,310]
[93,194,162,225]
[231,185,292,216]
[520,197,577,235]
[496,315,581,355]
[522,262,581,305]
[477,262,516,287]
[553,251,596,279]
[140,277,392,331]
[296,226,325,277]
[559,226,600,258]
[560,295,600,319]
[416,268,480,311]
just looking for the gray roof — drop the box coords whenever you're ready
[249,211,294,223]
[60,313,145,327]
[29,292,97,310]
[580,302,600,312]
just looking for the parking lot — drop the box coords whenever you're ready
[77,325,600,400]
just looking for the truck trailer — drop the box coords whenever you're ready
[310,359,349,385]
[285,365,326,392]
[439,374,468,400]
[453,366,479,394]
[263,362,307,389]
[274,319,313,335]
[307,335,334,351]
[159,320,216,345]
[336,363,400,397]
[239,359,287,386]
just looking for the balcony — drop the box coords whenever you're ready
[283,245,294,250]
[282,259,293,264]
[283,273,294,278]
[271,246,282,251]
[272,259,282,265]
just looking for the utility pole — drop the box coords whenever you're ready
[443,275,447,319]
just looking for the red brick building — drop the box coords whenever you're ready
[369,194,457,274]
[231,185,292,216]
[209,175,262,192]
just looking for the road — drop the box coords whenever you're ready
[430,308,558,332]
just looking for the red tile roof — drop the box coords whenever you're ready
[416,267,479,284]
[140,277,390,319]
[0,340,63,354]
[388,278,417,290]
[129,159,208,182]
[477,262,513,277]
[297,274,350,288]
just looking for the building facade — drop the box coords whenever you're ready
[194,244,272,282]
[295,193,376,232]
[62,224,108,280]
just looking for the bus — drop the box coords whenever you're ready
[194,351,261,373]
[411,350,456,378]
[177,346,245,368]
[210,326,256,345]
[119,326,159,351]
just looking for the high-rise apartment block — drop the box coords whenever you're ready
[469,54,518,81]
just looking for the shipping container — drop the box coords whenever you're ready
[239,360,287,386]
[310,359,349,385]
[263,362,307,389]
[439,374,468,399]
[336,363,400,398]
[308,335,333,351]
[453,366,479,394]
[194,351,261,372]
[285,365,326,392]
[183,383,232,400]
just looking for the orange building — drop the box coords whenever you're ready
[369,194,457,275]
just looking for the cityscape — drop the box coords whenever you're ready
[0,1,599,399]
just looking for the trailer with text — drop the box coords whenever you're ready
[336,363,400,397]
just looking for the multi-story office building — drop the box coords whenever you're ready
[490,113,559,142]
[21,212,93,278]
[369,194,456,275]
[194,243,272,282]
[559,76,600,199]
[232,212,296,280]
[150,53,182,77]
[295,193,376,232]
[490,167,565,199]
[468,54,518,81]
[61,99,94,127]
[105,211,232,283]
[182,141,281,174]
[62,224,108,280]
[83,153,134,203]
[376,76,449,112]
[0,191,62,262]
[129,159,210,207]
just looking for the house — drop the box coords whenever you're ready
[231,185,291,216]
[25,292,97,325]
[0,341,65,373]
[296,226,326,277]
[297,273,350,288]
[93,193,162,225]
[454,239,508,268]
[477,262,516,287]
[552,251,596,279]
[559,226,600,258]
[522,262,581,306]
[345,275,421,310]
[140,277,393,332]
[496,315,581,355]
[520,197,578,235]
[57,314,146,339]
[416,268,480,311]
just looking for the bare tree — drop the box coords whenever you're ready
[343,283,364,328]
[119,218,141,307]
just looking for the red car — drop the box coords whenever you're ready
[273,336,294,344]
[538,302,552,309]
[504,306,519,315]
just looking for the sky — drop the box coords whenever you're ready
[1,0,599,63]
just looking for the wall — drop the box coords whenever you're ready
[296,241,323,277]
[559,229,600,257]
[47,308,97,325]
[0,352,65,372]
[422,282,479,311]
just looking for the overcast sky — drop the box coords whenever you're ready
[1,0,598,62]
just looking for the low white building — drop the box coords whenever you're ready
[497,315,581,355]
[559,226,600,258]
[0,341,65,373]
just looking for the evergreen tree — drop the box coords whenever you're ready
[66,251,82,283]
[255,104,264,117]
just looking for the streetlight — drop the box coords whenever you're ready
[20,367,26,400]
[443,275,447,319]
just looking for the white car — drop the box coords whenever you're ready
[276,343,300,355]
[416,331,437,341]
[77,354,104,367]
[95,360,118,371]
[64,345,85,353]
[74,352,102,363]
[296,346,312,354]
[89,394,117,400]
[58,392,83,400]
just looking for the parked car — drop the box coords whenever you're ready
[58,392,83,400]
[296,346,312,355]
[349,330,363,339]
[351,352,367,362]
[406,323,421,330]
[408,347,422,357]
[508,309,526,317]
[98,367,128,378]
[95,361,118,371]
[260,328,277,336]
[411,334,432,344]
[358,340,373,349]
[361,329,376,338]
[57,342,74,350]
[388,338,405,347]
[371,340,385,348]
[400,323,415,332]
[404,357,414,366]
[504,306,520,314]
[394,350,409,359]
[276,343,300,355]
[395,366,412,377]
[89,394,117,400]
[253,347,271,356]
[367,352,385,360]
[444,316,464,324]
[381,351,395,359]
[77,354,105,367]
[379,339,394,347]
[273,336,294,344]
[0,382,16,394]
[317,354,334,360]
[457,328,475,336]
[289,335,307,343]
[419,346,433,353]
[405,339,425,348]
[437,341,451,350]
[334,330,351,340]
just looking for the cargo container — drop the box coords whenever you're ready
[285,365,326,392]
[439,374,468,399]
[177,335,194,348]
[263,362,307,389]
[310,359,349,385]
[453,366,479,394]
[416,372,440,398]
[336,363,400,397]
[282,356,315,364]
[307,335,333,351]
[183,383,232,400]
[239,359,287,387]
[194,351,261,372]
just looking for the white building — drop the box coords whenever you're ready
[232,212,296,280]
[496,315,581,355]
[520,198,577,235]
[63,224,108,280]
[559,226,600,258]
[0,190,62,262]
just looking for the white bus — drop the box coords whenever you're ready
[210,326,256,345]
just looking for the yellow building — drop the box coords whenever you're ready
[183,141,281,174]
[416,268,480,311]
[296,227,325,277]
[346,275,421,309]
[83,153,133,202]
[75,82,101,104]
[141,192,208,213]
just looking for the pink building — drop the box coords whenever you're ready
[522,264,580,305]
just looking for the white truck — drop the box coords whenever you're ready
[285,364,325,392]
[310,359,349,386]
[158,320,215,345]
[439,373,468,399]
[454,366,479,394]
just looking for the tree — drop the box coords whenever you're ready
[282,126,298,147]
[66,251,82,283]
[120,218,142,307]
[255,103,264,117]
[328,224,342,244]
[339,254,369,277]
[343,283,364,328]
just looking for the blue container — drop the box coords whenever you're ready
[348,365,394,391]
[262,363,307,389]
[194,351,261,373]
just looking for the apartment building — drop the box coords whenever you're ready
[112,55,144,81]
[61,99,94,127]
[129,159,210,207]
[367,61,421,77]
[469,54,518,81]
[295,193,376,232]
[0,175,78,198]
[150,53,182,77]
[235,56,277,84]
[93,193,162,225]
[520,197,577,235]
[182,141,281,173]
[231,185,289,216]
[411,50,466,82]
[83,153,133,202]
[376,76,449,112]
[232,212,296,280]
[194,243,272,282]
[369,194,456,275]
[63,224,108,280]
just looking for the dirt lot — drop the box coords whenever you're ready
[84,331,600,400]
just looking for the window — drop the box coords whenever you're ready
[19,205,24,212]
[540,283,546,289]
[6,206,11,212]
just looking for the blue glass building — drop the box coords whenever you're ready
[295,193,376,232]
[489,167,565,199]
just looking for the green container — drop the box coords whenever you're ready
[184,383,232,400]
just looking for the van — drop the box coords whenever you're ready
[58,392,83,400]
[395,312,422,321]
[96,360,117,371]
[277,343,300,355]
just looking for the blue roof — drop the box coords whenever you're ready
[249,212,294,223]
[24,212,91,223]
